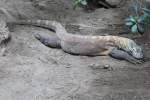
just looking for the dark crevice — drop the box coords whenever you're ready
[84,0,117,11]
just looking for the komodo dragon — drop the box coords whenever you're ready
[8,20,144,64]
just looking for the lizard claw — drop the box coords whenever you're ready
[130,59,144,64]
[126,56,144,64]
[135,60,144,64]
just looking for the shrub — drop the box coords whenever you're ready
[125,0,150,34]
[73,0,88,9]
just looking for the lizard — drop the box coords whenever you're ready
[8,20,144,64]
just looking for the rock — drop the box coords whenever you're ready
[103,64,113,70]
[0,18,11,45]
[103,64,110,69]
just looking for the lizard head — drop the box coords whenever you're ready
[126,40,143,59]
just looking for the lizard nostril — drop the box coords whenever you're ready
[34,33,41,39]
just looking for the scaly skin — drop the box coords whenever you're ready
[9,20,144,64]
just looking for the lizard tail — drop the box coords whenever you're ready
[9,19,69,40]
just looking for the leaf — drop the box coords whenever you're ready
[125,22,134,26]
[132,2,141,16]
[73,0,87,9]
[81,0,87,5]
[138,16,146,23]
[143,8,150,16]
[131,24,138,33]
[137,24,144,34]
[125,16,136,23]
[144,0,150,3]
[130,16,137,22]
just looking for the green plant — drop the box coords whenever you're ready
[73,0,88,9]
[125,0,150,34]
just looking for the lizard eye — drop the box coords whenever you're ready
[133,48,137,52]
[133,48,140,51]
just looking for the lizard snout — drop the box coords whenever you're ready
[132,51,144,59]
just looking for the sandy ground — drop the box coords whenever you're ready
[0,0,150,100]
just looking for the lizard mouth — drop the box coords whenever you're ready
[132,53,144,59]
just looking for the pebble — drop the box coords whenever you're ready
[89,64,113,70]
[103,64,110,69]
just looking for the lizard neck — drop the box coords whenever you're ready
[114,36,131,50]
[106,36,130,49]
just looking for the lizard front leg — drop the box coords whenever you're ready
[109,48,143,64]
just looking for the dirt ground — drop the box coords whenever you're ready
[0,0,150,100]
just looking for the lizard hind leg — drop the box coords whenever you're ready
[34,33,61,48]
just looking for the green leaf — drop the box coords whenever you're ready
[81,0,87,5]
[144,0,150,3]
[143,8,150,16]
[138,16,145,23]
[131,24,138,33]
[137,24,144,34]
[131,16,137,22]
[125,22,134,26]
[125,17,135,24]
[73,0,87,9]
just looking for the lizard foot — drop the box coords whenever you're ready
[127,58,144,64]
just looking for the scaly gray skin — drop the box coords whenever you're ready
[9,20,144,64]
[34,32,143,64]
